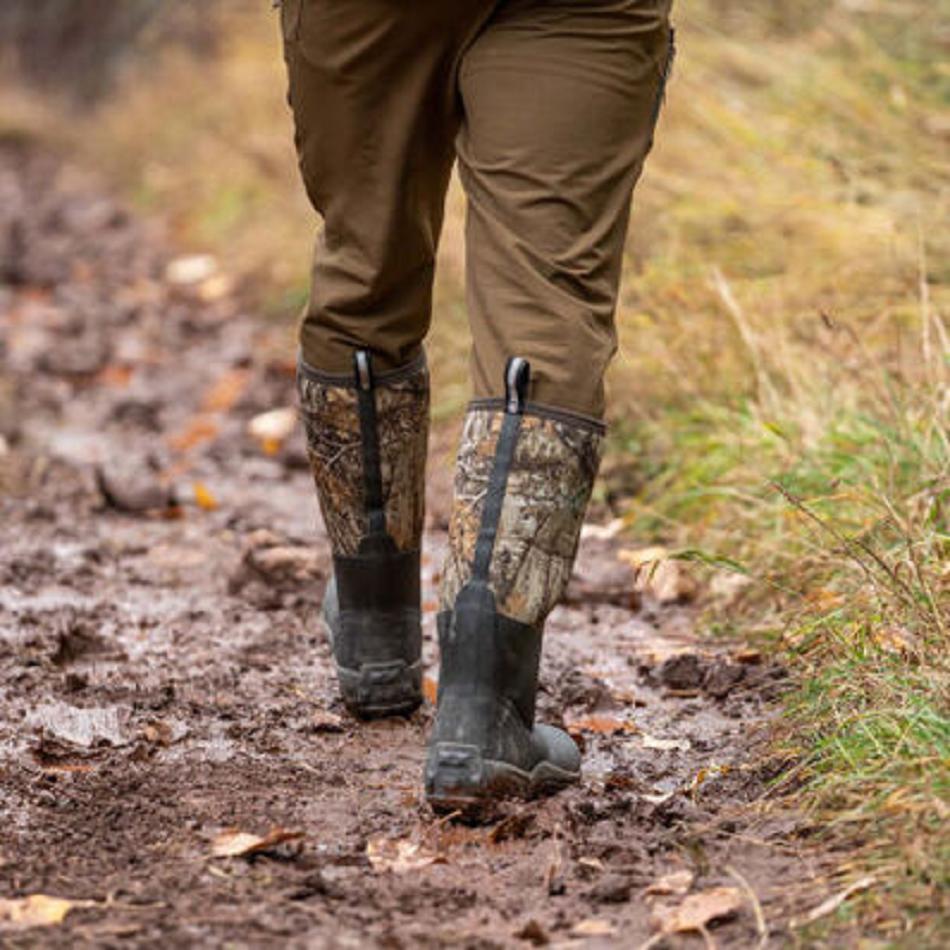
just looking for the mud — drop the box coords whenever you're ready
[0,144,829,947]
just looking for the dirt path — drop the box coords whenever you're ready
[0,144,828,947]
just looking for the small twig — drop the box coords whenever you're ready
[726,865,769,948]
[698,923,717,950]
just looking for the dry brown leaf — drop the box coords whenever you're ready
[95,364,134,389]
[192,482,219,511]
[652,886,743,934]
[618,547,698,605]
[202,369,250,413]
[644,869,694,897]
[571,918,617,937]
[211,827,303,858]
[366,836,437,873]
[168,416,219,453]
[872,626,919,658]
[0,894,95,929]
[566,713,637,736]
[311,710,344,733]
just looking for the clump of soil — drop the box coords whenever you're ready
[0,143,826,946]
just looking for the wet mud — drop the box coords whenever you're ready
[0,144,829,946]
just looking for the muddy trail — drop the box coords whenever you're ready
[0,144,829,947]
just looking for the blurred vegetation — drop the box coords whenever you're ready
[1,0,947,939]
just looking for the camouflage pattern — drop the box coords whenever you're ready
[298,364,429,555]
[441,409,603,627]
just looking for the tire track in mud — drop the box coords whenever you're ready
[0,143,827,947]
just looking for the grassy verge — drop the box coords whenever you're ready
[2,0,947,938]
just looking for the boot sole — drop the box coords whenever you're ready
[425,742,580,816]
[322,617,422,719]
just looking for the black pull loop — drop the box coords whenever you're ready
[353,349,386,537]
[471,356,530,583]
[354,349,373,391]
[504,357,530,414]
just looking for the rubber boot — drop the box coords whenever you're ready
[298,349,428,718]
[425,358,604,812]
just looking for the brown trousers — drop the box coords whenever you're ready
[281,0,673,419]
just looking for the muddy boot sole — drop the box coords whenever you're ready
[425,740,580,816]
[321,613,422,719]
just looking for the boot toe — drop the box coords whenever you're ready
[533,724,582,777]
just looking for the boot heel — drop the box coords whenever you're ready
[425,740,533,813]
[338,658,422,718]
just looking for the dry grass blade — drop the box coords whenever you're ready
[790,876,876,928]
[726,865,768,948]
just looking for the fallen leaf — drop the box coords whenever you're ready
[618,547,698,605]
[571,918,617,937]
[366,836,438,873]
[641,791,674,805]
[192,482,219,511]
[166,254,218,286]
[311,710,344,733]
[196,273,234,302]
[31,702,128,748]
[651,886,743,934]
[248,407,297,450]
[644,869,694,897]
[167,416,219,453]
[95,364,133,389]
[211,827,304,858]
[872,626,919,658]
[0,895,95,930]
[580,518,624,541]
[642,733,691,752]
[422,674,438,705]
[202,369,250,413]
[566,713,638,736]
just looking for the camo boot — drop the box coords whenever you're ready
[298,350,428,718]
[425,358,604,811]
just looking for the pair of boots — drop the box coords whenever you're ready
[298,350,603,811]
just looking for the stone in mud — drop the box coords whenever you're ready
[657,652,706,691]
[37,335,111,377]
[95,459,173,512]
[703,659,746,698]
[587,874,633,904]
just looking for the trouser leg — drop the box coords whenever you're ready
[281,0,497,374]
[427,0,673,807]
[280,0,496,716]
[459,0,674,419]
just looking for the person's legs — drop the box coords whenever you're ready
[281,0,496,716]
[427,0,674,807]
